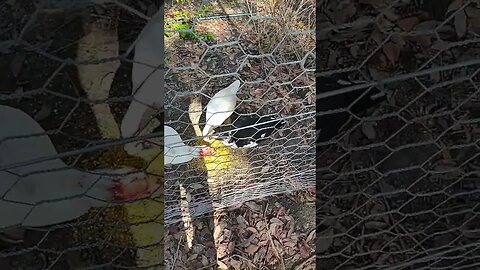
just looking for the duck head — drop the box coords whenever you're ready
[195,146,216,157]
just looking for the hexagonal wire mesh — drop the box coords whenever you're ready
[164,4,316,227]
[0,1,164,269]
[317,0,480,269]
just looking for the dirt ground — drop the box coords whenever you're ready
[0,0,316,269]
[5,0,477,269]
[317,0,480,269]
[163,0,316,269]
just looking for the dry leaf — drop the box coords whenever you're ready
[287,222,295,238]
[447,0,464,14]
[306,229,315,242]
[237,216,248,228]
[370,203,386,215]
[391,34,406,46]
[246,244,259,255]
[396,17,419,31]
[34,102,52,122]
[409,35,432,47]
[370,29,384,45]
[227,203,243,211]
[377,15,396,32]
[430,64,441,83]
[470,17,480,34]
[273,239,283,253]
[432,40,450,51]
[247,227,259,234]
[10,53,26,78]
[256,247,268,263]
[365,221,388,230]
[217,243,228,258]
[189,183,204,190]
[230,259,242,270]
[223,229,231,240]
[270,223,283,239]
[213,225,222,239]
[258,240,268,246]
[253,249,261,263]
[349,45,359,57]
[465,7,480,18]
[414,20,440,32]
[298,239,313,259]
[0,40,15,54]
[228,242,235,253]
[327,49,338,68]
[362,121,377,139]
[270,217,283,225]
[454,10,467,37]
[368,68,389,81]
[371,51,388,70]
[218,260,229,270]
[379,181,396,192]
[256,220,266,231]
[245,201,262,212]
[201,255,208,266]
[382,42,402,65]
[359,0,387,8]
[461,228,480,239]
[382,8,399,21]
[316,228,334,253]
[265,247,276,264]
[186,261,202,270]
[335,3,356,24]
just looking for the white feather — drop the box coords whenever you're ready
[202,80,241,137]
[165,126,207,165]
[121,9,164,154]
[0,105,145,229]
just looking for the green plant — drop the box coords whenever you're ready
[164,6,215,41]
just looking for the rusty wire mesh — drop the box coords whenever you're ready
[317,0,480,269]
[163,0,316,228]
[0,1,163,269]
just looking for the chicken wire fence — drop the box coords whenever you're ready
[0,0,315,268]
[317,0,480,269]
[163,2,316,226]
[0,1,165,269]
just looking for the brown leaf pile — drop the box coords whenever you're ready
[216,198,315,269]
[165,192,315,269]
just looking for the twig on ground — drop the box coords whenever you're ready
[294,254,315,270]
[170,235,184,270]
[264,203,286,270]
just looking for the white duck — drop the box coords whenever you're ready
[202,80,241,138]
[121,9,164,156]
[0,105,158,229]
[164,125,215,166]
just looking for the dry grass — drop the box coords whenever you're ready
[243,0,315,58]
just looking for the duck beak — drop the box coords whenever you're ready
[199,147,216,157]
